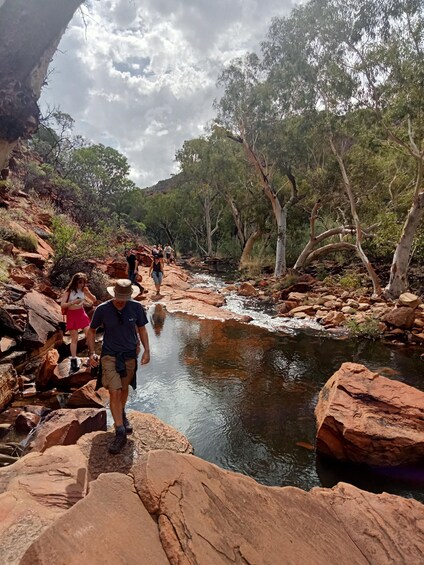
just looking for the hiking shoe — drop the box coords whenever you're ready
[69,358,79,373]
[108,433,127,454]
[123,414,133,435]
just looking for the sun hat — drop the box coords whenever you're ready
[107,279,139,300]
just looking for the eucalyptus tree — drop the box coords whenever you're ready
[216,54,303,277]
[177,128,267,263]
[262,0,383,295]
[263,0,424,297]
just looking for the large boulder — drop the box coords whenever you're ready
[20,473,169,565]
[22,290,63,347]
[29,408,107,453]
[315,362,424,465]
[381,306,416,329]
[133,450,424,565]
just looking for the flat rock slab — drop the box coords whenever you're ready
[315,362,424,465]
[20,473,169,565]
[77,411,193,480]
[133,450,424,565]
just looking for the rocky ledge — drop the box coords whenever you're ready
[1,419,423,564]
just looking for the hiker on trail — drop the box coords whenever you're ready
[125,249,143,294]
[164,243,173,265]
[149,251,164,296]
[87,279,150,455]
[61,272,96,374]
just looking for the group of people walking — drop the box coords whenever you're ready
[60,243,174,454]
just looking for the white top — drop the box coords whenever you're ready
[68,289,85,309]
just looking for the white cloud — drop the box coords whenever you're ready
[40,0,294,187]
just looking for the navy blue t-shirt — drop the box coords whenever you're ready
[90,300,148,355]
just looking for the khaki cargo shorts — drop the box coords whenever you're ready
[101,355,136,391]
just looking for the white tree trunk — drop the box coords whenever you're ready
[239,229,261,268]
[330,137,382,296]
[385,192,424,298]
[274,207,287,277]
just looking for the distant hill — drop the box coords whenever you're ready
[143,172,185,195]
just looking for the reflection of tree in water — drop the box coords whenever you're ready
[150,304,166,336]
[180,319,276,380]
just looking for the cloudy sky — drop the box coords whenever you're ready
[40,0,295,188]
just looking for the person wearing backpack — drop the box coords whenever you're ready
[61,272,97,373]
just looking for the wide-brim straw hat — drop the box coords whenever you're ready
[107,279,139,300]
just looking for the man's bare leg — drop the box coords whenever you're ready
[109,389,124,427]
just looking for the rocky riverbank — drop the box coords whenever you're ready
[1,407,424,564]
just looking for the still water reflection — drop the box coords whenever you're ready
[128,304,424,501]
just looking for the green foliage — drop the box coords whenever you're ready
[339,273,363,290]
[0,258,10,282]
[49,214,113,287]
[0,211,38,252]
[344,317,381,340]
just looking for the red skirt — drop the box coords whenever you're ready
[66,307,90,331]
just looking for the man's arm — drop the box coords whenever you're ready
[87,327,99,367]
[137,325,150,365]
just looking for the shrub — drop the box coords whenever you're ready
[0,258,10,282]
[339,273,363,290]
[49,214,113,288]
[344,317,381,339]
[0,224,38,252]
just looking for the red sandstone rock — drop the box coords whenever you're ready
[398,292,421,309]
[36,348,59,389]
[52,358,92,389]
[37,283,59,300]
[315,362,424,465]
[10,271,34,289]
[0,445,88,563]
[134,450,424,565]
[29,408,106,453]
[20,473,169,565]
[17,252,46,268]
[77,411,193,480]
[238,282,257,297]
[312,482,424,564]
[15,411,40,432]
[67,379,109,408]
[0,364,17,411]
[382,306,416,329]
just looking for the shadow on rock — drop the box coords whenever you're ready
[85,432,135,480]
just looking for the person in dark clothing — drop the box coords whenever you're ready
[125,249,143,293]
[87,279,150,454]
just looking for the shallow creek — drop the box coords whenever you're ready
[127,275,424,503]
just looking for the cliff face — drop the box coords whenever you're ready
[0,0,83,169]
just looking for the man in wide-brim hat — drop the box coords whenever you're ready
[87,279,150,454]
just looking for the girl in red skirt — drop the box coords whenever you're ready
[61,272,97,373]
